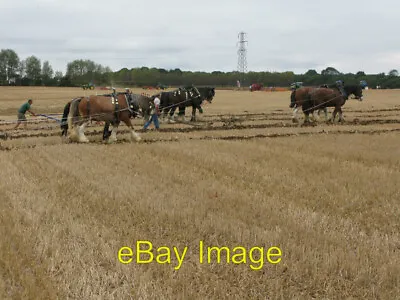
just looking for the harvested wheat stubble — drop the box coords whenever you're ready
[0,87,399,299]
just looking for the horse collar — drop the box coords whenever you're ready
[124,94,134,114]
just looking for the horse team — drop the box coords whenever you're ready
[60,82,364,144]
[290,82,364,123]
[60,86,215,143]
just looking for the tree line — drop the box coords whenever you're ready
[0,49,111,87]
[1,48,400,88]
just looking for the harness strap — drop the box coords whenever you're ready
[125,94,133,115]
[114,96,119,123]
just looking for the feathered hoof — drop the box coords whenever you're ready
[79,137,90,143]
[131,132,142,142]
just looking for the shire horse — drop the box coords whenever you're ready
[176,87,216,121]
[290,86,329,122]
[159,86,202,122]
[60,90,141,143]
[301,85,364,123]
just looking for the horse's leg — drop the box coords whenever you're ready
[160,109,165,123]
[103,121,111,141]
[329,107,339,123]
[304,113,309,123]
[169,106,175,117]
[303,110,312,124]
[175,106,185,122]
[77,121,89,143]
[190,105,196,122]
[61,127,69,143]
[68,104,79,142]
[292,106,299,123]
[71,99,90,143]
[177,105,184,115]
[163,108,171,123]
[338,108,345,122]
[123,118,141,142]
[315,108,325,121]
[290,91,296,108]
[178,106,185,116]
[310,110,317,122]
[69,115,83,142]
[324,107,329,121]
[69,124,79,142]
[316,109,322,120]
[319,109,324,120]
[169,107,177,123]
[108,121,119,144]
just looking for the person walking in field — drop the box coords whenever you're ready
[14,98,36,129]
[143,96,160,130]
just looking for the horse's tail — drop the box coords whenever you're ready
[290,90,296,108]
[60,102,71,136]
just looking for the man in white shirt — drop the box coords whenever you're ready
[143,96,160,130]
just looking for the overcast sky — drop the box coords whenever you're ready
[0,0,398,74]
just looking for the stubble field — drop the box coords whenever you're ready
[0,87,399,299]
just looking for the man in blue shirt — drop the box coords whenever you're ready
[14,99,36,129]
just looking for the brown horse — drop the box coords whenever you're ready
[61,91,141,143]
[302,84,364,123]
[290,87,328,122]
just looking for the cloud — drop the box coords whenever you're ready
[0,0,398,74]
